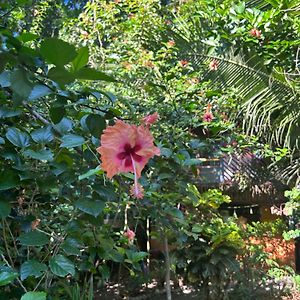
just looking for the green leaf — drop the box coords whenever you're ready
[16,0,32,5]
[158,173,173,180]
[31,126,54,143]
[48,67,75,86]
[6,127,30,148]
[122,173,134,180]
[0,201,11,218]
[71,46,89,71]
[75,67,116,82]
[53,117,73,134]
[49,106,66,124]
[23,149,53,161]
[60,134,85,148]
[21,291,47,300]
[192,224,203,233]
[40,38,77,67]
[165,207,184,220]
[183,158,203,166]
[17,32,39,43]
[0,107,22,118]
[29,85,52,101]
[108,249,124,263]
[234,2,245,13]
[160,147,172,158]
[18,231,49,246]
[126,250,148,263]
[20,260,47,280]
[93,184,117,201]
[78,167,102,180]
[61,238,81,256]
[49,255,75,277]
[86,114,106,137]
[75,199,105,217]
[10,69,32,99]
[0,52,15,72]
[0,266,18,286]
[0,170,19,190]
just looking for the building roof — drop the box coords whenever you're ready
[196,151,288,205]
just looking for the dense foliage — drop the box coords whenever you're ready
[0,0,299,299]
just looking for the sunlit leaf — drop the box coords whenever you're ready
[75,67,117,82]
[40,38,77,67]
[71,46,89,71]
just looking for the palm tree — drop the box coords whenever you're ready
[167,0,300,184]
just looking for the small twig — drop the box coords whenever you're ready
[2,220,14,267]
[4,219,19,257]
[86,143,101,164]
[36,228,62,241]
[0,6,16,19]
[33,272,47,292]
[164,234,172,300]
[28,185,38,213]
[91,0,105,64]
[23,103,50,125]
[1,254,27,293]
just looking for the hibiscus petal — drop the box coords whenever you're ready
[117,151,127,160]
[132,152,143,162]
[97,146,120,178]
[97,120,160,179]
[125,157,132,167]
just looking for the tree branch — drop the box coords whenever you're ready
[23,103,50,126]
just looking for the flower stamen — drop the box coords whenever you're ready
[130,183,144,199]
[130,154,139,196]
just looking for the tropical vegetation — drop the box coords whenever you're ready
[0,0,299,299]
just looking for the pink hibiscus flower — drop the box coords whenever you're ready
[202,103,214,122]
[167,40,175,47]
[142,112,159,127]
[250,28,261,38]
[124,229,135,241]
[130,183,144,199]
[209,59,218,71]
[203,112,214,122]
[179,60,189,67]
[97,120,160,199]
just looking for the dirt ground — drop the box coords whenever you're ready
[95,289,200,300]
[94,283,201,300]
[95,285,300,300]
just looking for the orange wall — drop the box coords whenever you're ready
[249,236,295,269]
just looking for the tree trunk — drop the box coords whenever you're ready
[164,235,172,300]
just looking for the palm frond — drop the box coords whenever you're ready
[172,41,300,150]
[166,4,300,184]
